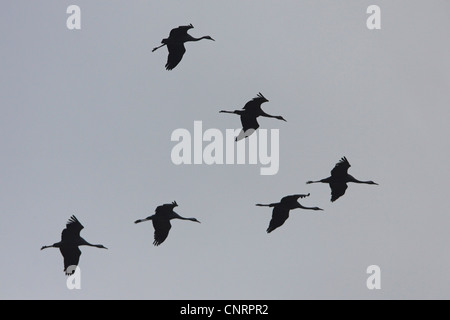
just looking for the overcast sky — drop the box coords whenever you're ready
[1,0,450,300]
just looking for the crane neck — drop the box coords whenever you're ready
[347,175,375,184]
[187,35,212,42]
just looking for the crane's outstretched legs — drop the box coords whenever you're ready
[256,203,277,208]
[135,216,153,224]
[152,44,166,52]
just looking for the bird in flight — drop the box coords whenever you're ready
[135,201,200,246]
[152,23,215,70]
[306,156,378,202]
[256,194,323,233]
[220,92,287,141]
[41,216,107,275]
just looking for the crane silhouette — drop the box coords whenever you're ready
[135,201,200,246]
[41,216,107,275]
[256,194,323,233]
[220,93,286,141]
[306,156,378,202]
[152,23,215,70]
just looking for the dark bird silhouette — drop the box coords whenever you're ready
[135,201,200,246]
[306,156,378,202]
[220,93,287,141]
[256,194,323,233]
[41,216,107,275]
[152,24,215,70]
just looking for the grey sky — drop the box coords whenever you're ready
[1,1,450,299]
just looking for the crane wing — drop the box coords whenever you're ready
[169,24,194,38]
[61,216,84,241]
[155,203,177,215]
[331,157,351,178]
[166,43,186,70]
[60,246,81,275]
[330,182,348,202]
[243,93,268,111]
[267,206,290,233]
[152,219,171,246]
[281,194,310,204]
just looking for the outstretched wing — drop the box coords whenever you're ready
[166,44,186,70]
[281,194,310,203]
[243,93,268,112]
[152,219,171,246]
[168,24,194,38]
[267,206,290,233]
[331,157,351,178]
[60,246,81,275]
[61,216,84,241]
[330,182,348,202]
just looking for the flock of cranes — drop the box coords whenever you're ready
[41,24,378,276]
